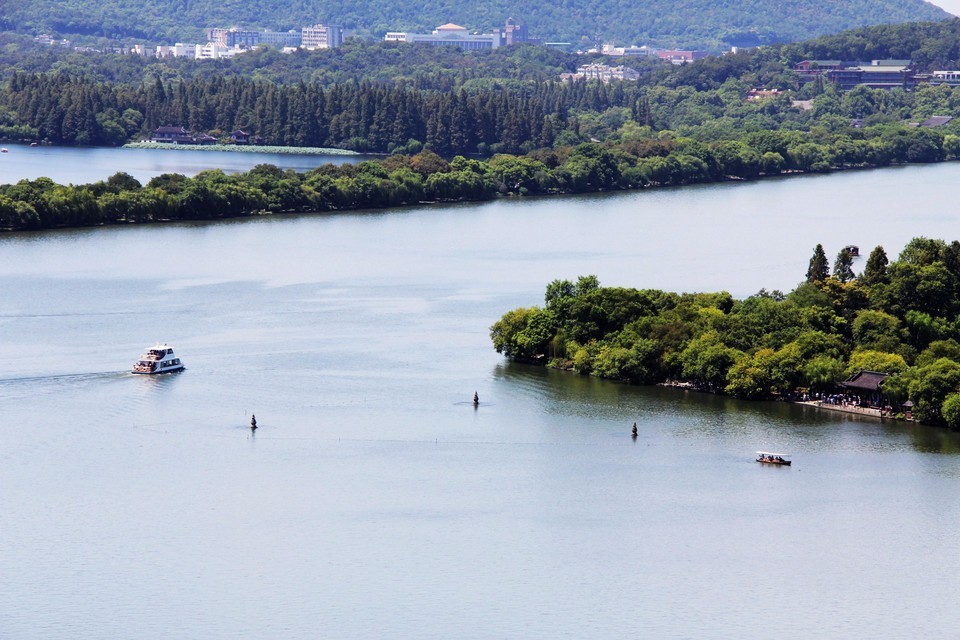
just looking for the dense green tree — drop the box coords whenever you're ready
[0,194,40,229]
[905,358,960,425]
[725,348,776,399]
[833,247,855,283]
[851,309,906,353]
[860,245,889,286]
[544,279,576,309]
[942,392,960,430]
[880,261,957,319]
[680,331,743,389]
[844,349,909,377]
[490,307,539,359]
[806,244,830,284]
[915,339,960,367]
[591,339,660,383]
[804,355,846,392]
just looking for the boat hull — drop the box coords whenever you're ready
[131,365,184,375]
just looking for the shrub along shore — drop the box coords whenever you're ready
[3,125,960,232]
[490,241,960,429]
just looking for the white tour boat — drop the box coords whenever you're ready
[132,343,185,374]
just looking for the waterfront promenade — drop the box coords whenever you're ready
[794,400,889,420]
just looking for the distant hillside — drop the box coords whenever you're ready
[0,0,952,49]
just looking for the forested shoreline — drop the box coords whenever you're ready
[3,127,960,232]
[490,240,960,428]
[8,21,960,222]
[11,22,960,155]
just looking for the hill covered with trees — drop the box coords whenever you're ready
[13,21,960,157]
[0,0,951,49]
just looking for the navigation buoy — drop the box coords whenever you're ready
[473,391,479,406]
[250,414,257,431]
[631,422,638,438]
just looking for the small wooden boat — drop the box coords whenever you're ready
[756,451,791,465]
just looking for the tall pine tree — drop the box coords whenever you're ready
[806,244,829,283]
[860,246,889,286]
[833,247,855,283]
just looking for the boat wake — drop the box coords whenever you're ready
[0,371,127,385]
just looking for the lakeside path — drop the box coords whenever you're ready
[660,384,891,422]
[793,400,887,420]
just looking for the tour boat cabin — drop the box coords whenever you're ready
[132,343,185,374]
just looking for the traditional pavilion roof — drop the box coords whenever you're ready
[920,115,953,128]
[840,370,890,392]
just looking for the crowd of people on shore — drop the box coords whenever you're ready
[815,392,867,408]
[660,383,907,419]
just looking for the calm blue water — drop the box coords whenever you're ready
[1,160,960,638]
[0,143,370,185]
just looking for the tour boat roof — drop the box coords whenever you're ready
[757,451,790,457]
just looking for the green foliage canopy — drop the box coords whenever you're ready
[491,239,960,427]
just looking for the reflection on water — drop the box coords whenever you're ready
[907,423,960,454]
[493,360,960,457]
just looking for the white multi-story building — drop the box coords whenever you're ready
[386,23,501,50]
[561,63,640,83]
[207,28,229,46]
[929,70,960,85]
[156,42,246,60]
[301,24,343,49]
[600,44,656,57]
[202,24,344,50]
[260,30,302,48]
[196,42,227,59]
[156,43,198,58]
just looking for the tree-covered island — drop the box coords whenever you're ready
[490,239,960,429]
[2,120,960,231]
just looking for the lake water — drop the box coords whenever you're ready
[0,143,370,185]
[2,159,960,639]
